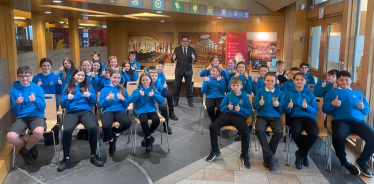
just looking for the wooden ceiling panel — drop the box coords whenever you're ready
[255,0,298,12]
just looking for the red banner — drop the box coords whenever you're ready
[226,32,248,64]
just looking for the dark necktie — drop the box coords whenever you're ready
[184,47,187,56]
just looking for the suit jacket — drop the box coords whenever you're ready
[171,46,197,76]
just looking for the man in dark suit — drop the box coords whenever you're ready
[171,36,197,108]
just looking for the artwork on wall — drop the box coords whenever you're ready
[128,32,174,63]
[247,32,277,69]
[178,32,226,65]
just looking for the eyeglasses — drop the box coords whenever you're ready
[181,40,189,42]
[18,75,32,78]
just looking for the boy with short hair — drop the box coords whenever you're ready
[7,66,46,165]
[275,60,288,85]
[314,69,338,97]
[252,65,280,95]
[150,70,173,134]
[323,70,374,178]
[300,62,315,85]
[92,52,106,70]
[129,52,140,70]
[253,73,284,171]
[280,67,309,94]
[207,77,252,169]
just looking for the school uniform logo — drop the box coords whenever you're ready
[353,95,357,98]
[239,100,243,104]
[50,82,54,85]
[271,97,276,101]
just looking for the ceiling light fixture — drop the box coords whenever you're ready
[14,17,26,20]
[45,11,51,14]
[217,17,221,19]
[52,0,62,3]
[161,20,164,22]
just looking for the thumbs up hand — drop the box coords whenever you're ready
[91,72,95,78]
[333,83,338,89]
[37,79,42,86]
[139,88,144,96]
[117,92,125,101]
[254,77,258,83]
[244,72,249,79]
[133,64,138,70]
[228,102,233,110]
[321,80,327,88]
[273,97,279,107]
[83,89,91,98]
[173,53,176,60]
[228,70,232,75]
[60,65,64,72]
[57,77,62,85]
[217,75,222,81]
[107,91,114,100]
[234,72,240,77]
[28,92,35,102]
[259,96,265,106]
[332,95,341,107]
[284,72,288,79]
[357,98,364,109]
[205,76,210,82]
[302,99,308,108]
[16,94,24,104]
[68,91,74,100]
[148,89,154,97]
[276,79,280,84]
[288,99,293,109]
[235,103,240,112]
[191,52,195,60]
[218,64,224,71]
[163,83,168,89]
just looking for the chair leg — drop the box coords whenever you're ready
[133,124,137,155]
[254,133,257,151]
[219,129,222,145]
[317,137,323,155]
[127,129,131,144]
[52,131,58,164]
[165,121,170,153]
[96,128,100,157]
[12,146,15,169]
[58,126,63,163]
[286,126,290,166]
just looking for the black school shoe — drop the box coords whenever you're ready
[109,136,117,156]
[146,136,155,152]
[356,158,372,177]
[295,150,304,170]
[90,155,104,167]
[163,122,172,134]
[303,152,310,167]
[268,155,277,171]
[240,154,251,169]
[263,156,269,168]
[30,145,38,160]
[19,147,33,165]
[206,150,221,162]
[57,158,70,172]
[169,113,178,121]
[141,137,146,147]
[77,129,88,141]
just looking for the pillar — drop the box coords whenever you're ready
[68,18,80,67]
[31,13,46,71]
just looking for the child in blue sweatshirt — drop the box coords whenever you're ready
[226,58,237,81]
[150,70,172,134]
[92,60,103,77]
[122,61,139,87]
[7,66,46,165]
[128,73,164,152]
[201,66,226,123]
[155,61,178,122]
[322,70,373,177]
[57,58,75,87]
[98,68,113,89]
[200,56,229,85]
[207,77,252,169]
[281,67,309,94]
[252,65,280,95]
[253,73,284,171]
[92,51,106,70]
[314,69,338,97]
[99,70,131,156]
[300,62,315,85]
[81,60,99,92]
[129,52,140,70]
[284,73,318,170]
[58,67,103,172]
[228,61,253,94]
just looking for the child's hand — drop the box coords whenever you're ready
[232,70,236,74]
[228,102,233,110]
[107,91,114,100]
[302,99,308,108]
[91,72,96,78]
[58,77,62,85]
[122,67,126,72]
[60,65,64,72]
[217,76,222,81]
[254,77,258,83]
[273,97,279,107]
[68,91,74,100]
[284,72,288,79]
[218,64,224,71]
[148,89,154,97]
[235,72,240,77]
[321,80,327,88]
[332,95,341,107]
[205,77,210,82]
[288,99,293,109]
[228,70,231,75]
[259,96,265,106]
[16,94,24,104]
[28,92,35,102]
[163,83,168,89]
[83,89,91,98]
[235,104,240,112]
[139,89,144,96]
[37,79,42,86]
[357,98,364,109]
[276,79,280,84]
[333,83,338,89]
[117,93,125,100]
[244,72,249,79]
[133,64,137,70]
[206,65,212,70]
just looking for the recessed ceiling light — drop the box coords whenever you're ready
[53,0,62,3]
[14,17,26,20]
[161,20,164,22]
[45,11,51,14]
[217,17,221,19]
[156,11,162,14]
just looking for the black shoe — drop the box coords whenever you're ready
[19,147,33,165]
[163,122,172,134]
[341,158,360,175]
[188,102,194,108]
[206,150,221,161]
[356,158,372,177]
[146,136,155,152]
[263,156,269,168]
[30,145,38,160]
[109,136,117,156]
[268,155,277,171]
[173,102,178,107]
[295,151,303,170]
[303,153,310,167]
[90,155,104,167]
[57,158,70,172]
[141,137,146,147]
[235,135,242,141]
[240,155,251,169]
[169,113,178,121]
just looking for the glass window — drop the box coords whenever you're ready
[314,0,328,5]
[325,23,341,73]
[14,17,33,54]
[352,0,367,83]
[309,26,322,69]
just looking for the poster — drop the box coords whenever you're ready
[128,32,174,63]
[247,32,277,68]
[178,32,226,65]
[88,29,107,47]
[226,32,247,64]
[49,28,69,50]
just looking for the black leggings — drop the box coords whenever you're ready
[101,111,131,141]
[138,112,160,137]
[290,117,318,158]
[62,110,98,157]
[206,98,223,123]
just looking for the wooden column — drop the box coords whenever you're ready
[68,18,80,67]
[0,1,18,86]
[292,0,307,67]
[107,21,127,66]
[31,13,46,71]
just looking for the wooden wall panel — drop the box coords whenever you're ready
[292,0,307,68]
[31,13,46,71]
[283,3,295,70]
[68,18,81,67]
